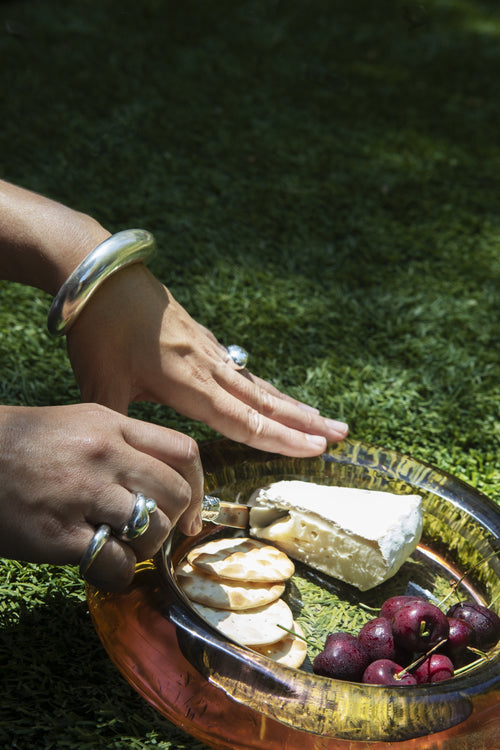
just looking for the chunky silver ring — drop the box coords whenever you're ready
[79,524,111,578]
[118,492,157,541]
[227,344,249,370]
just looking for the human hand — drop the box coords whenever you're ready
[0,403,203,591]
[0,179,347,457]
[66,264,349,457]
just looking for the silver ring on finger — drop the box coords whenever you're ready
[79,523,111,578]
[118,492,157,541]
[226,344,249,370]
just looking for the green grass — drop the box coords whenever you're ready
[0,0,499,747]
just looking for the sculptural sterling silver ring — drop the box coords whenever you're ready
[79,524,112,578]
[118,492,157,541]
[226,344,249,370]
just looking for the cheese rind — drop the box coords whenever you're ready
[249,481,423,591]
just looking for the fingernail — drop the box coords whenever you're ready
[305,434,327,449]
[325,419,349,436]
[189,515,203,536]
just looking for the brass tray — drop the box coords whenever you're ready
[87,438,500,750]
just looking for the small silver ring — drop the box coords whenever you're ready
[118,492,157,541]
[79,524,111,578]
[226,344,249,370]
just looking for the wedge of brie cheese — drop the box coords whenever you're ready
[249,481,423,591]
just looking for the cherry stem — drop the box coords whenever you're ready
[277,624,317,649]
[396,638,448,679]
[466,645,489,659]
[419,619,431,639]
[438,550,500,610]
[453,654,487,676]
[488,590,500,608]
[444,646,490,678]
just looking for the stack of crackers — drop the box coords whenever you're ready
[175,536,307,669]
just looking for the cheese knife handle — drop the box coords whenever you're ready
[201,495,221,522]
[201,495,249,529]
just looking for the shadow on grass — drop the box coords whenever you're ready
[0,588,208,749]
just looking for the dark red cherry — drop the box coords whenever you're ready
[414,654,454,684]
[313,632,370,681]
[392,600,449,652]
[362,659,417,686]
[446,602,500,651]
[439,617,474,666]
[379,595,425,621]
[358,617,397,662]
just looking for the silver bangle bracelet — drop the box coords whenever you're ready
[47,228,157,336]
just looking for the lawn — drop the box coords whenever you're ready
[0,0,499,748]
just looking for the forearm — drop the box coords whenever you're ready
[0,179,110,295]
[0,181,349,458]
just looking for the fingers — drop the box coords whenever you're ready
[225,365,348,438]
[66,269,348,459]
[249,373,349,436]
[75,409,204,592]
[0,403,204,595]
[120,421,204,536]
[167,324,349,454]
[188,363,349,457]
[79,530,137,593]
[247,373,320,414]
[87,486,173,561]
[80,488,175,593]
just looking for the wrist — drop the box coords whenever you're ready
[48,211,111,292]
[47,229,157,336]
[0,179,110,294]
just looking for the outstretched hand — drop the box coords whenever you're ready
[66,264,349,457]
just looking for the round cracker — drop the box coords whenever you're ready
[191,598,294,646]
[175,560,285,610]
[187,536,294,582]
[251,622,308,669]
